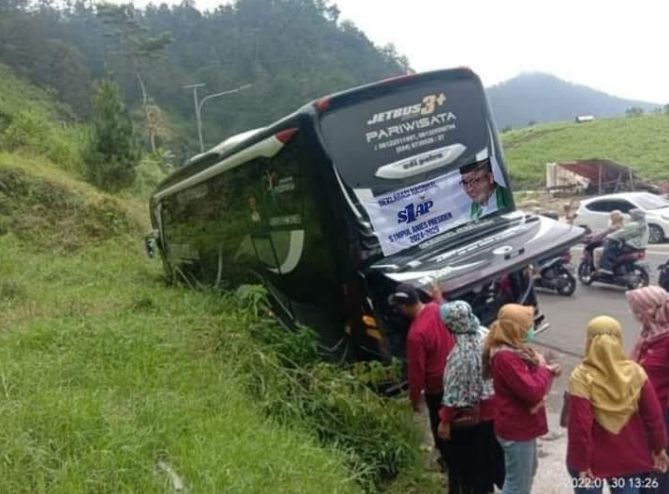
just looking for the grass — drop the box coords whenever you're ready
[0,234,367,493]
[0,64,74,123]
[0,150,440,492]
[0,155,143,251]
[0,62,439,493]
[0,63,168,193]
[0,63,87,176]
[501,113,669,187]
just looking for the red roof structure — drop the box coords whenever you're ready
[549,159,657,194]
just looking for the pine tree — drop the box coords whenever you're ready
[96,3,173,153]
[85,79,141,191]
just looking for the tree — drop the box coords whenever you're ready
[0,0,408,159]
[85,79,141,191]
[626,107,644,117]
[96,3,172,153]
[34,39,93,117]
[664,104,669,115]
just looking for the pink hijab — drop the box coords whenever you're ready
[626,286,669,360]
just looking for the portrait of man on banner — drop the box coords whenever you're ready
[459,159,512,219]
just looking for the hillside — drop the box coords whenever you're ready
[0,0,407,160]
[0,164,360,493]
[488,73,660,129]
[0,66,437,493]
[501,113,669,188]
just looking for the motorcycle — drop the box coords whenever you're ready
[659,260,669,291]
[533,251,577,296]
[577,239,650,290]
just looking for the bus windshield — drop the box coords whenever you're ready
[319,74,514,256]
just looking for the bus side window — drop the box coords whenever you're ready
[261,137,337,307]
[221,159,283,276]
[160,190,206,285]
[194,159,281,285]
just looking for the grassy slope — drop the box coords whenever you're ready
[0,71,439,492]
[501,114,669,187]
[0,64,73,120]
[0,155,363,493]
[0,66,368,492]
[0,156,441,494]
[0,63,88,178]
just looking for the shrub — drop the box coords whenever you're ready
[211,287,424,491]
[129,154,168,198]
[0,110,86,174]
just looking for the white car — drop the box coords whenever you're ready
[574,192,669,244]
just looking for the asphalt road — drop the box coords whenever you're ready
[530,244,669,493]
[535,243,669,357]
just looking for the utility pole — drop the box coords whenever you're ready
[184,83,253,153]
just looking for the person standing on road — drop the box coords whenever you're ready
[388,283,455,461]
[483,304,560,494]
[566,315,669,494]
[437,300,505,494]
[627,287,669,493]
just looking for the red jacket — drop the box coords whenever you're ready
[638,334,669,411]
[406,303,455,405]
[567,381,667,478]
[489,350,552,441]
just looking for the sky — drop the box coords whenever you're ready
[327,0,667,103]
[135,0,669,103]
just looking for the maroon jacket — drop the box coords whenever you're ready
[489,350,552,441]
[567,381,666,478]
[638,334,669,410]
[406,303,455,406]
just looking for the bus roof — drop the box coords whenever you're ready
[185,127,266,167]
[311,67,479,115]
[152,67,482,199]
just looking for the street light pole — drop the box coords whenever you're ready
[183,83,206,153]
[184,83,253,153]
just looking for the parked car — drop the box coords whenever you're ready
[573,192,669,243]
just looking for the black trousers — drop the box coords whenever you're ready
[445,421,506,494]
[425,392,446,458]
[601,240,636,270]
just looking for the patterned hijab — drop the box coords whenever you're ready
[626,286,669,360]
[440,301,494,407]
[570,316,647,434]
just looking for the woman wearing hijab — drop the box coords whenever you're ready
[567,315,669,494]
[627,286,669,493]
[437,301,505,494]
[483,303,559,494]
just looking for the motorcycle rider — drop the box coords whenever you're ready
[585,210,625,266]
[599,208,648,274]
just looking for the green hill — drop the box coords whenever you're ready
[0,67,435,493]
[501,113,669,188]
[488,73,659,129]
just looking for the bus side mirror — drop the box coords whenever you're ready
[145,232,158,259]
